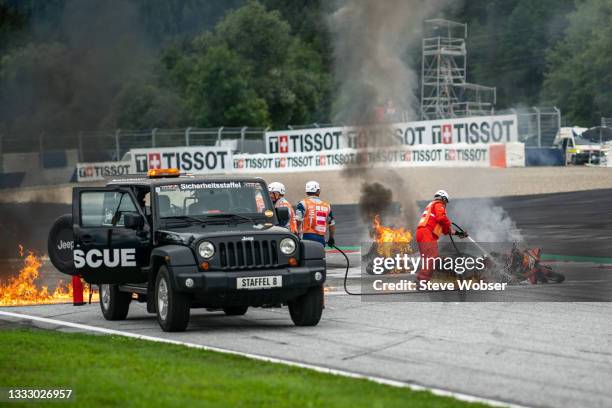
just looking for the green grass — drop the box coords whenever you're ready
[0,329,485,408]
[540,253,612,264]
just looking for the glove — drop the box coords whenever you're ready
[456,231,469,239]
[327,237,336,248]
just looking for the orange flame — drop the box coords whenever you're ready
[372,215,413,246]
[0,246,97,306]
[371,215,413,272]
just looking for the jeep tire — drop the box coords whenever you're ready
[48,214,77,275]
[223,306,248,316]
[99,284,131,320]
[288,285,323,326]
[155,266,190,332]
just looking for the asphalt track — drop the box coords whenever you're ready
[2,275,612,408]
[2,188,612,261]
[1,189,612,407]
[332,188,612,258]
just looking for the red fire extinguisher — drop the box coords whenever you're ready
[72,275,85,306]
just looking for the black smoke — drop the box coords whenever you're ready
[0,0,155,138]
[358,182,393,222]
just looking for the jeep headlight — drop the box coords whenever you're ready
[198,241,215,259]
[280,238,296,255]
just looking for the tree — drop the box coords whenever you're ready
[542,0,612,125]
[110,81,185,129]
[0,0,174,134]
[171,0,332,128]
[185,45,269,126]
[454,0,574,107]
[135,0,244,43]
[259,0,333,66]
[216,2,292,78]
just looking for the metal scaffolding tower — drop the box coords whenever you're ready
[420,19,497,120]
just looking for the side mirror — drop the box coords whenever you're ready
[275,207,289,226]
[124,212,144,229]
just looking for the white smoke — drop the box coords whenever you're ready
[328,1,524,244]
[330,0,450,127]
[329,0,454,230]
[448,198,523,242]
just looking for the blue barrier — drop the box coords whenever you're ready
[0,172,25,188]
[41,150,68,168]
[69,168,78,183]
[525,147,564,166]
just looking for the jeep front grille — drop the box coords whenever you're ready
[218,240,280,269]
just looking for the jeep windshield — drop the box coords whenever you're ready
[155,181,273,224]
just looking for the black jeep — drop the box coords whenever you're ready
[47,172,326,332]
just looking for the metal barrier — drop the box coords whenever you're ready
[0,108,562,166]
[498,107,561,147]
[0,127,268,162]
[289,108,562,148]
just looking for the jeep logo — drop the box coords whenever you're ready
[73,248,136,269]
[57,240,74,250]
[241,236,254,241]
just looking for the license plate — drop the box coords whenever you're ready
[236,275,282,290]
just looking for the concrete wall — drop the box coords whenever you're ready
[1,150,79,188]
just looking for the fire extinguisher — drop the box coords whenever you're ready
[72,275,85,306]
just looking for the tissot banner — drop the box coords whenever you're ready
[233,143,515,173]
[129,147,232,174]
[265,114,519,154]
[76,161,132,182]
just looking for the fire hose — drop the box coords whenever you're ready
[451,223,507,271]
[333,244,399,296]
[331,244,359,296]
[450,222,491,259]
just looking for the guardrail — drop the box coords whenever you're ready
[0,127,268,162]
[497,106,561,147]
[0,106,563,162]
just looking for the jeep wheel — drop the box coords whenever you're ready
[99,284,131,320]
[155,266,190,332]
[288,285,323,326]
[223,306,248,316]
[48,214,78,275]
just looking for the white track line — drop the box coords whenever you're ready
[0,310,524,408]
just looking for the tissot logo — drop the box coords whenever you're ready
[267,131,342,154]
[132,148,230,173]
[279,135,289,153]
[241,236,254,241]
[148,152,162,169]
[441,124,453,144]
[73,248,136,269]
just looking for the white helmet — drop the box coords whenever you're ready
[268,182,285,195]
[434,190,449,203]
[305,180,320,193]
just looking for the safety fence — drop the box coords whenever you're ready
[0,127,268,162]
[497,107,561,147]
[0,107,562,161]
[289,107,561,148]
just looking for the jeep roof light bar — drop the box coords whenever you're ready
[147,168,181,178]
